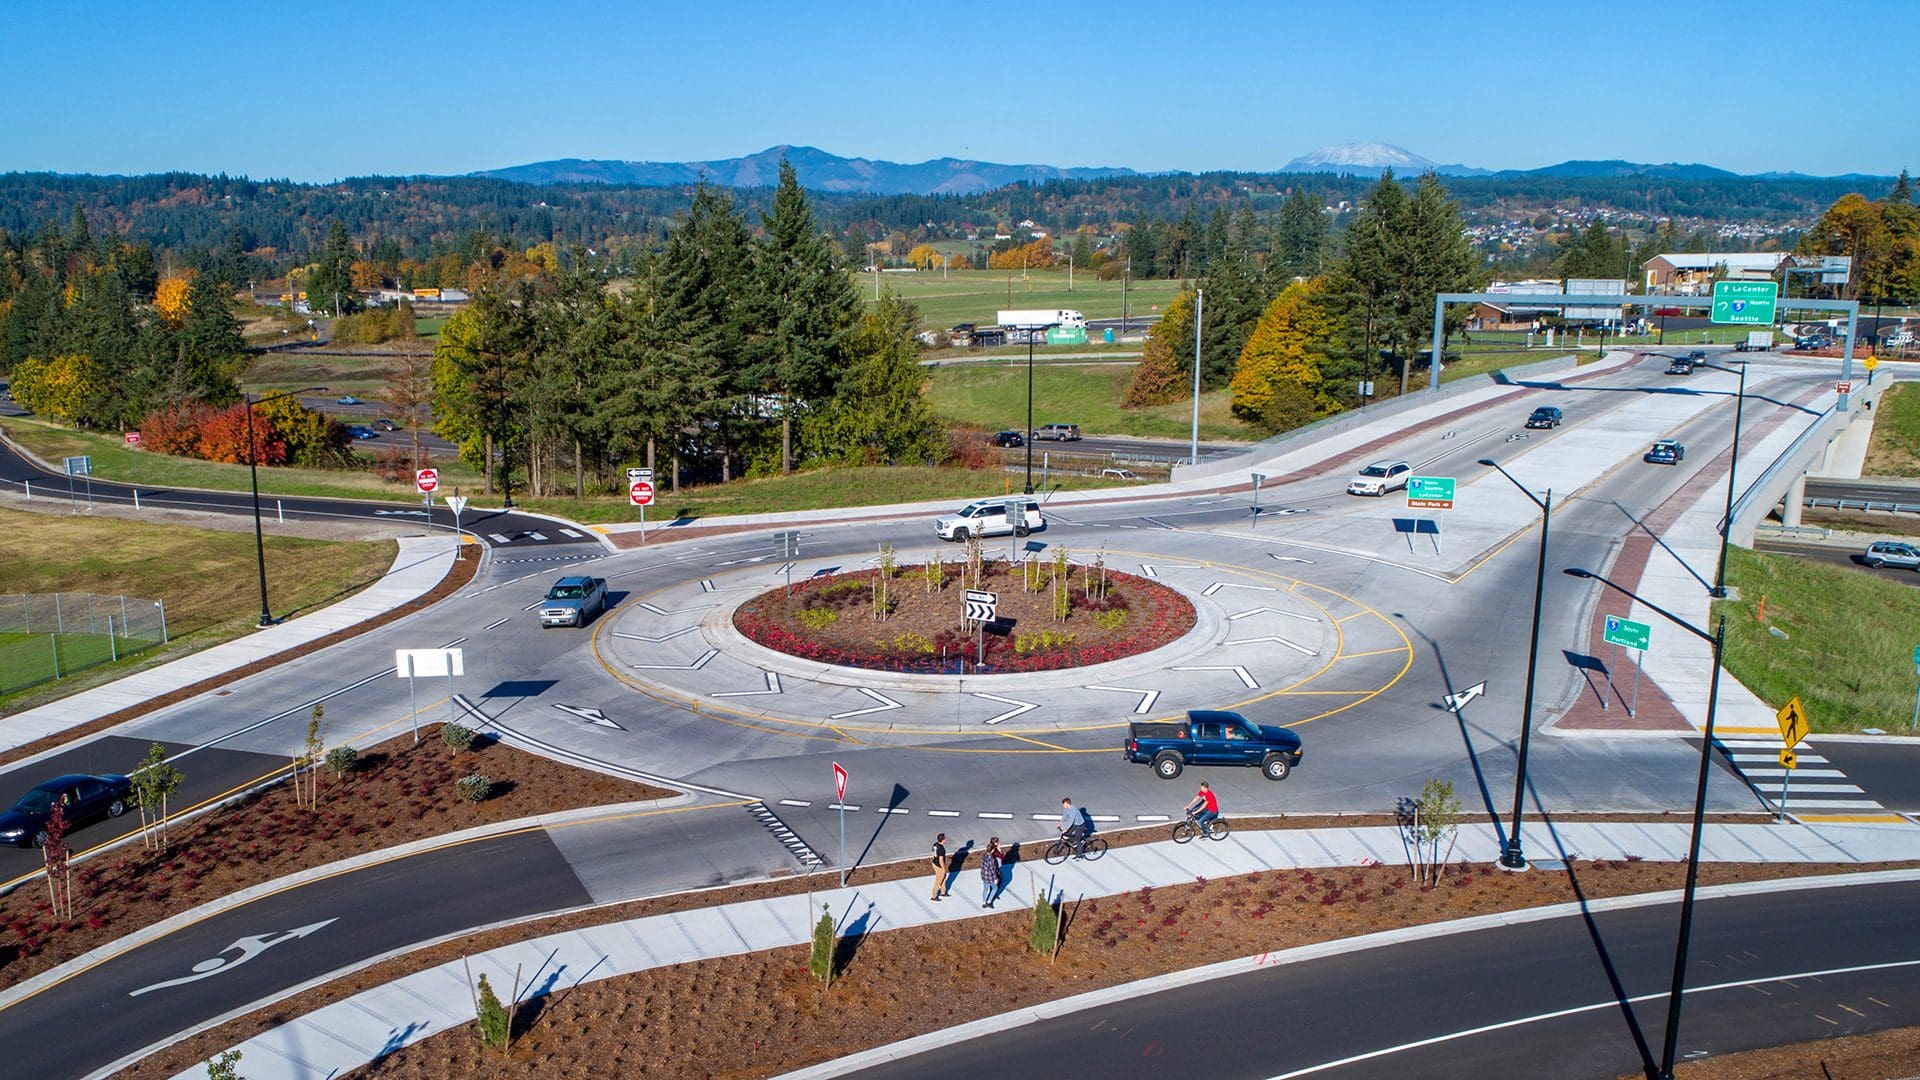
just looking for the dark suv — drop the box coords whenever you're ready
[1525,406,1563,429]
[990,430,1025,448]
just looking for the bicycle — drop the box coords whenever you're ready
[1171,809,1231,844]
[1042,831,1109,865]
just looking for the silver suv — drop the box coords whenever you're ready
[540,576,607,627]
[1859,541,1920,570]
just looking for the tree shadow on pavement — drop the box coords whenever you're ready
[851,782,910,877]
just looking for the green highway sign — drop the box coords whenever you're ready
[1406,476,1456,509]
[1604,615,1652,651]
[1710,281,1778,325]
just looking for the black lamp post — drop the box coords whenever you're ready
[1565,567,1726,1080]
[246,386,325,627]
[1024,329,1036,495]
[1696,359,1749,598]
[1479,458,1552,870]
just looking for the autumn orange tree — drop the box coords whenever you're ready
[1122,289,1195,407]
[154,274,193,327]
[988,237,1055,270]
[1230,278,1340,435]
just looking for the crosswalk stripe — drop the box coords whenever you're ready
[1739,768,1846,779]
[560,528,583,537]
[1770,798,1892,809]
[1729,753,1827,765]
[1759,783,1868,794]
[489,533,511,543]
[528,531,548,541]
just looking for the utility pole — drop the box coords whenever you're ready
[1190,288,1204,465]
[1121,260,1130,333]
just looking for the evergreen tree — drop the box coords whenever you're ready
[306,221,359,315]
[803,290,943,466]
[1396,173,1481,387]
[1326,170,1409,400]
[178,273,248,384]
[654,183,752,486]
[1195,212,1268,389]
[1272,188,1329,280]
[1892,169,1913,205]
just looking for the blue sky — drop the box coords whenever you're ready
[3,0,1910,182]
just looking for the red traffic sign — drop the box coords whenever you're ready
[629,480,655,507]
[832,762,847,800]
[415,468,440,494]
[124,431,141,446]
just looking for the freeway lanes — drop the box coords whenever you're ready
[849,876,1920,1080]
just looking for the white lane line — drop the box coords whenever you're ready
[640,601,716,615]
[1136,814,1172,822]
[979,812,1014,819]
[714,671,783,697]
[1175,664,1259,689]
[827,803,861,812]
[876,807,909,815]
[700,579,716,592]
[187,667,390,759]
[1089,815,1121,822]
[1228,606,1319,623]
[927,810,961,818]
[829,687,903,719]
[1203,582,1277,596]
[1030,813,1063,821]
[973,693,1039,725]
[482,617,510,630]
[1264,957,1920,1080]
[522,600,543,611]
[1086,685,1160,714]
[1222,636,1316,656]
[612,626,700,643]
[778,799,812,807]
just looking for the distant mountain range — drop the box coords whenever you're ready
[470,144,1890,195]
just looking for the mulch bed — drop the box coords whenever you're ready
[0,544,481,769]
[1663,1025,1920,1078]
[0,722,671,986]
[733,560,1195,673]
[119,812,1855,1080]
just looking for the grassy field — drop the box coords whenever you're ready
[0,507,394,711]
[926,363,1252,441]
[1,416,482,503]
[1713,545,1920,732]
[514,465,1133,524]
[241,349,429,401]
[0,632,120,695]
[854,268,1187,330]
[1863,382,1920,477]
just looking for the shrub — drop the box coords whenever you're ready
[1094,609,1130,631]
[807,902,835,984]
[440,723,476,752]
[475,972,509,1048]
[455,774,493,803]
[323,747,358,775]
[797,607,839,631]
[1013,630,1077,654]
[1029,892,1060,955]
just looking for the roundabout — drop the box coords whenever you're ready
[592,549,1414,737]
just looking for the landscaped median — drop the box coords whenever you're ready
[115,814,1920,1079]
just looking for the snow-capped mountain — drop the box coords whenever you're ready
[1280,143,1488,177]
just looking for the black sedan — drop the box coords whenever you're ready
[1665,357,1695,375]
[0,773,133,847]
[991,430,1026,448]
[1644,439,1686,465]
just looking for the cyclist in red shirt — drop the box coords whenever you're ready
[1184,781,1220,835]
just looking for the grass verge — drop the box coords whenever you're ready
[0,506,394,714]
[1863,381,1920,476]
[927,363,1252,441]
[1713,545,1920,731]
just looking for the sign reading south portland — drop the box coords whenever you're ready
[1603,615,1652,652]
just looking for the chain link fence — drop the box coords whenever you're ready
[0,593,169,696]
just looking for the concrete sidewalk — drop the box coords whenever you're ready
[0,535,465,755]
[170,815,1920,1080]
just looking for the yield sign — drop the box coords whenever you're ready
[832,761,848,801]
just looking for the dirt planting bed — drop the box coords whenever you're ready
[733,556,1196,673]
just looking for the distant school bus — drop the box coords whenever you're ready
[412,287,441,299]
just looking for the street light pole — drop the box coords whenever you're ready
[1024,331,1036,495]
[246,386,326,628]
[1479,459,1551,870]
[1703,359,1749,598]
[1190,288,1204,465]
[1565,567,1726,1080]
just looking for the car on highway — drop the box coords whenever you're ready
[336,395,363,406]
[1858,541,1920,570]
[1688,350,1708,362]
[373,418,397,431]
[1346,459,1411,497]
[0,773,132,847]
[347,424,378,440]
[935,497,1044,541]
[1032,423,1081,441]
[1644,439,1685,465]
[1100,468,1141,480]
[1124,710,1303,781]
[990,430,1025,448]
[1524,406,1563,429]
[539,576,608,627]
[1665,356,1695,375]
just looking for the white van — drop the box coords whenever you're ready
[935,498,1045,541]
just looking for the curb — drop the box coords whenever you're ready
[776,865,1920,1079]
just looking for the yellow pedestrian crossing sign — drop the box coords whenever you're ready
[1776,695,1808,748]
[1866,356,1880,372]
[1778,748,1798,770]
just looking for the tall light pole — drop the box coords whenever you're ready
[1697,358,1749,597]
[246,386,326,627]
[1190,288,1204,465]
[1024,327,1037,495]
[1479,459,1551,870]
[1565,567,1726,1080]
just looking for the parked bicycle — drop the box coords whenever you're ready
[1042,832,1109,864]
[1171,808,1231,843]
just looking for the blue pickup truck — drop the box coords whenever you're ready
[1124,710,1304,781]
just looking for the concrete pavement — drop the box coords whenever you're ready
[168,814,1920,1080]
[0,536,466,755]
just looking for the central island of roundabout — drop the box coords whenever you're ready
[592,548,1413,735]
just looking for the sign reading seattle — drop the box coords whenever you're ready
[1406,476,1456,510]
[1711,281,1778,326]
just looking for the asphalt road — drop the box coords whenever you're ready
[1805,476,1920,505]
[1751,538,1920,585]
[0,436,594,551]
[850,876,1920,1080]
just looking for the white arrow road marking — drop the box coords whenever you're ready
[1175,665,1259,689]
[1085,685,1161,714]
[551,703,623,729]
[1443,681,1487,712]
[972,693,1039,725]
[633,648,718,671]
[130,919,339,996]
[1268,554,1316,563]
[640,602,716,615]
[1222,636,1316,656]
[714,672,784,697]
[829,687,903,719]
[1139,563,1203,578]
[1227,606,1319,623]
[613,626,700,644]
[1203,582,1278,596]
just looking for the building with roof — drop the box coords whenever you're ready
[1642,252,1788,295]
